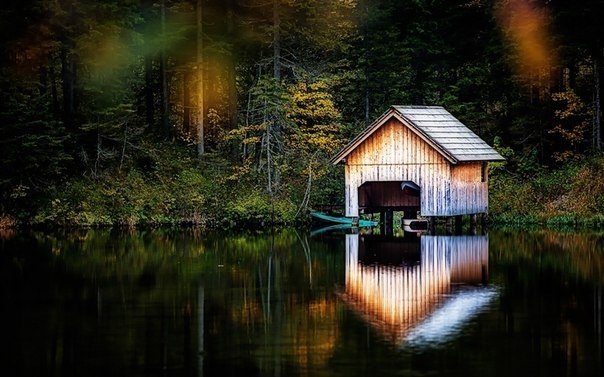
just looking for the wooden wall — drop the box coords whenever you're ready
[448,162,488,215]
[343,119,490,217]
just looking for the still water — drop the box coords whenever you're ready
[1,227,603,377]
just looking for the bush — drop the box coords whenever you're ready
[223,190,297,228]
[489,155,604,229]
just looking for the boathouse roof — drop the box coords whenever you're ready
[331,105,505,165]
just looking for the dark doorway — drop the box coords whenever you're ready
[358,181,421,236]
[358,180,420,214]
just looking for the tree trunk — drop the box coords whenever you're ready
[273,0,281,83]
[144,54,154,129]
[196,0,205,158]
[49,60,60,118]
[595,51,602,150]
[141,0,155,130]
[60,45,75,130]
[272,0,281,147]
[270,0,281,191]
[226,0,237,131]
[183,70,191,134]
[160,0,169,136]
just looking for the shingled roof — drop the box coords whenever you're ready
[330,105,505,164]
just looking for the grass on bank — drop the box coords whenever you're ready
[3,143,604,230]
[2,142,307,229]
[488,155,604,229]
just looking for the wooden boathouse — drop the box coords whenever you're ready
[330,105,505,229]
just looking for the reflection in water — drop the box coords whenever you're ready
[343,234,496,347]
[2,229,603,376]
[405,286,497,348]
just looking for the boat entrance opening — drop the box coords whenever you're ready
[358,181,421,236]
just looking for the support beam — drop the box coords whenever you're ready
[380,210,393,236]
[470,214,477,235]
[455,215,463,235]
[445,217,453,235]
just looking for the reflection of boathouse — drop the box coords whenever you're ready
[342,234,493,346]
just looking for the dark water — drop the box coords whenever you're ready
[1,227,603,377]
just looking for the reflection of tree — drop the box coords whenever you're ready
[205,230,342,374]
[490,230,604,284]
[2,228,345,376]
[490,229,604,377]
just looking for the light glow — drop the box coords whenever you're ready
[495,0,556,80]
[404,286,498,349]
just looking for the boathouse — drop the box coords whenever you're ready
[330,106,505,225]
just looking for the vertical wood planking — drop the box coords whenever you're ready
[343,117,494,217]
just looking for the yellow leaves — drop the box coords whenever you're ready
[286,80,342,128]
[265,78,345,186]
[225,123,266,144]
[552,90,589,120]
[549,89,591,163]
[550,124,586,146]
[226,163,252,182]
[288,124,343,156]
[242,136,261,144]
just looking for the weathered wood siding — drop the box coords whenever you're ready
[344,119,490,217]
[449,162,488,215]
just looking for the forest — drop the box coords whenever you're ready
[1,0,603,229]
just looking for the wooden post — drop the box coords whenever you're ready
[380,210,393,236]
[455,215,463,235]
[384,210,393,236]
[470,214,477,235]
[445,217,453,235]
[426,217,432,234]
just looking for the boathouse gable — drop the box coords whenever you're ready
[331,106,504,218]
[345,118,449,166]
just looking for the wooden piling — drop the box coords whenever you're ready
[455,215,463,234]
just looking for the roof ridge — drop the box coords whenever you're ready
[393,105,444,109]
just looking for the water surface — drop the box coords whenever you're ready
[1,228,602,376]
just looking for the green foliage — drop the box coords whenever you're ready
[0,74,73,217]
[27,139,301,228]
[32,180,110,227]
[490,155,604,228]
[2,0,604,229]
[549,89,590,163]
[224,190,297,227]
[171,168,209,225]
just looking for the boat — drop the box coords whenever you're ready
[310,212,378,227]
[402,218,429,233]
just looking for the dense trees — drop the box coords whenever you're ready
[0,0,602,226]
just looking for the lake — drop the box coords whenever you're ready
[1,227,603,377]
